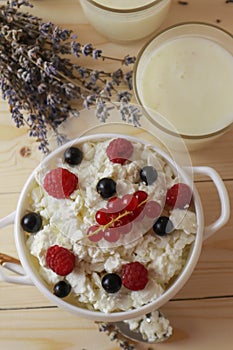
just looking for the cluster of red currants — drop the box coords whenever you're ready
[87,190,161,243]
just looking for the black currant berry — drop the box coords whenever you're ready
[140,166,158,186]
[21,212,42,233]
[96,178,116,199]
[53,280,72,298]
[102,273,122,293]
[153,216,174,236]
[64,147,83,165]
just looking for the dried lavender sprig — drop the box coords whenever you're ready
[0,0,141,152]
[97,322,136,350]
[0,4,136,67]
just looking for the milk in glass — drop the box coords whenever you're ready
[80,0,171,42]
[140,37,233,136]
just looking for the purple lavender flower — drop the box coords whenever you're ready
[82,43,93,56]
[95,100,114,122]
[71,41,81,57]
[111,69,123,85]
[43,62,57,76]
[0,0,140,153]
[123,71,133,90]
[92,49,102,59]
[11,107,24,128]
[83,94,96,109]
[123,55,136,66]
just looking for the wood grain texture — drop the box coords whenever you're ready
[0,0,233,349]
[1,298,233,350]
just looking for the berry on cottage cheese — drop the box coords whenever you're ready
[44,167,78,199]
[64,146,83,166]
[96,177,117,199]
[46,245,75,276]
[122,262,148,291]
[140,165,158,185]
[87,225,104,242]
[21,212,42,234]
[153,216,174,236]
[101,273,122,293]
[106,137,134,164]
[53,280,72,298]
[166,183,192,209]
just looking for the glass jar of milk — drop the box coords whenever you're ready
[134,23,233,150]
[79,0,171,43]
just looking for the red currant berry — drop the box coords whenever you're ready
[87,225,104,242]
[118,222,133,234]
[120,213,133,225]
[107,212,119,221]
[122,194,138,212]
[130,206,145,222]
[107,196,124,213]
[112,220,133,234]
[104,227,121,242]
[144,201,161,219]
[133,190,148,205]
[95,209,112,225]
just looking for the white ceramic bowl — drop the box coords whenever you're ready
[0,133,230,322]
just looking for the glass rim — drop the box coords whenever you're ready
[83,0,167,13]
[133,21,233,140]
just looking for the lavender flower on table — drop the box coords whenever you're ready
[0,0,141,153]
[97,322,135,350]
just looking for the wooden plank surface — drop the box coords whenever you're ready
[1,298,233,350]
[0,0,233,349]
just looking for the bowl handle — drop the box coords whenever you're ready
[192,166,230,240]
[0,211,33,285]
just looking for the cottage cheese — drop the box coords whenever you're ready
[125,310,172,342]
[26,137,197,313]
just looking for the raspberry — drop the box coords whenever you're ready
[121,261,148,291]
[46,245,75,276]
[166,183,192,209]
[44,167,78,199]
[106,138,133,164]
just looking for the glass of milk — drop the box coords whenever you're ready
[134,23,233,150]
[79,0,171,43]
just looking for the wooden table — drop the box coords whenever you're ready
[0,0,233,349]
